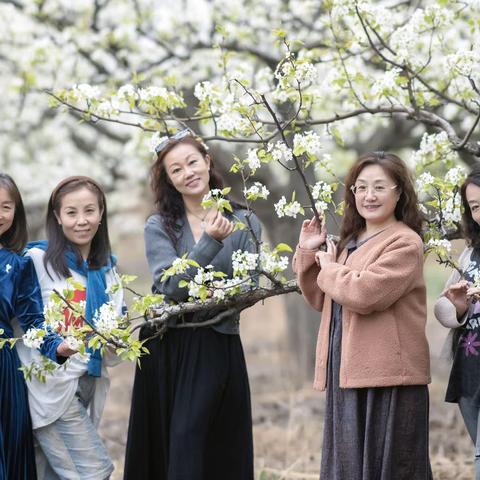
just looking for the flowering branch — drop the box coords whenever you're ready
[146,280,299,332]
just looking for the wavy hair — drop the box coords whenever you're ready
[337,152,424,254]
[150,136,225,245]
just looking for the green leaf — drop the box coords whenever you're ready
[273,28,287,39]
[274,243,293,253]
[233,221,246,231]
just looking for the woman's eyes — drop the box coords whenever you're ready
[65,209,97,215]
[171,160,198,174]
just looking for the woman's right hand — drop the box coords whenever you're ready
[298,217,327,250]
[444,280,470,319]
[204,210,234,242]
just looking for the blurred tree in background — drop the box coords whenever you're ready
[0,0,479,380]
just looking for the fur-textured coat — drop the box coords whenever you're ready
[293,221,431,390]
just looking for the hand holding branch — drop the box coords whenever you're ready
[298,217,327,250]
[315,238,337,268]
[205,210,234,241]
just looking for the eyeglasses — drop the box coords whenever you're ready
[154,129,192,154]
[350,184,398,196]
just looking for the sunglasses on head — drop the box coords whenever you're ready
[154,129,192,154]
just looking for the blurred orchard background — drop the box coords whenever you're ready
[1,0,480,477]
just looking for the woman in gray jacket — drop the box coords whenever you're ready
[124,131,261,480]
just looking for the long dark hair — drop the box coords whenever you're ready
[45,176,111,278]
[0,173,27,253]
[150,135,225,244]
[460,165,480,249]
[337,152,424,254]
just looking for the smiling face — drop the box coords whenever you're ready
[0,187,15,238]
[353,164,400,230]
[55,187,103,258]
[163,142,211,199]
[465,183,480,225]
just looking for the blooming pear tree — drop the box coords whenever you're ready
[1,0,480,378]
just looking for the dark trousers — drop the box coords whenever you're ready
[124,327,254,480]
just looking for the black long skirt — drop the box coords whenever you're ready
[124,327,254,480]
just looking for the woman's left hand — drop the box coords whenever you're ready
[56,341,77,358]
[467,285,480,302]
[314,238,337,268]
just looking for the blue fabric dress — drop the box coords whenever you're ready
[0,248,63,480]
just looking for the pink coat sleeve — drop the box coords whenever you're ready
[292,246,325,312]
[316,238,423,315]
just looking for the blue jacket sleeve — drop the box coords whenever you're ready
[14,257,64,363]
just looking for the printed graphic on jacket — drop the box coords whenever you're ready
[62,289,86,332]
[459,253,480,357]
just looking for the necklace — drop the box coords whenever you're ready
[186,208,210,230]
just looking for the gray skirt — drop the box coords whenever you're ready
[320,302,432,480]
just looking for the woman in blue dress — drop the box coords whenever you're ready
[0,173,74,480]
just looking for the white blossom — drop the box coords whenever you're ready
[188,282,202,299]
[232,250,259,278]
[72,83,100,100]
[117,84,138,100]
[193,266,215,285]
[311,181,333,202]
[445,166,466,185]
[194,81,215,102]
[260,250,289,274]
[149,132,168,154]
[293,131,323,157]
[22,328,45,349]
[415,172,435,192]
[268,142,293,164]
[426,238,452,253]
[94,303,119,334]
[315,201,328,212]
[274,196,303,218]
[212,288,226,300]
[410,132,459,167]
[443,193,462,223]
[95,101,116,117]
[246,149,261,171]
[243,182,270,200]
[217,112,242,134]
[371,68,402,98]
[171,258,190,275]
[138,86,169,101]
[275,59,317,85]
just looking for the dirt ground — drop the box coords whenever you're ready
[98,238,477,479]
